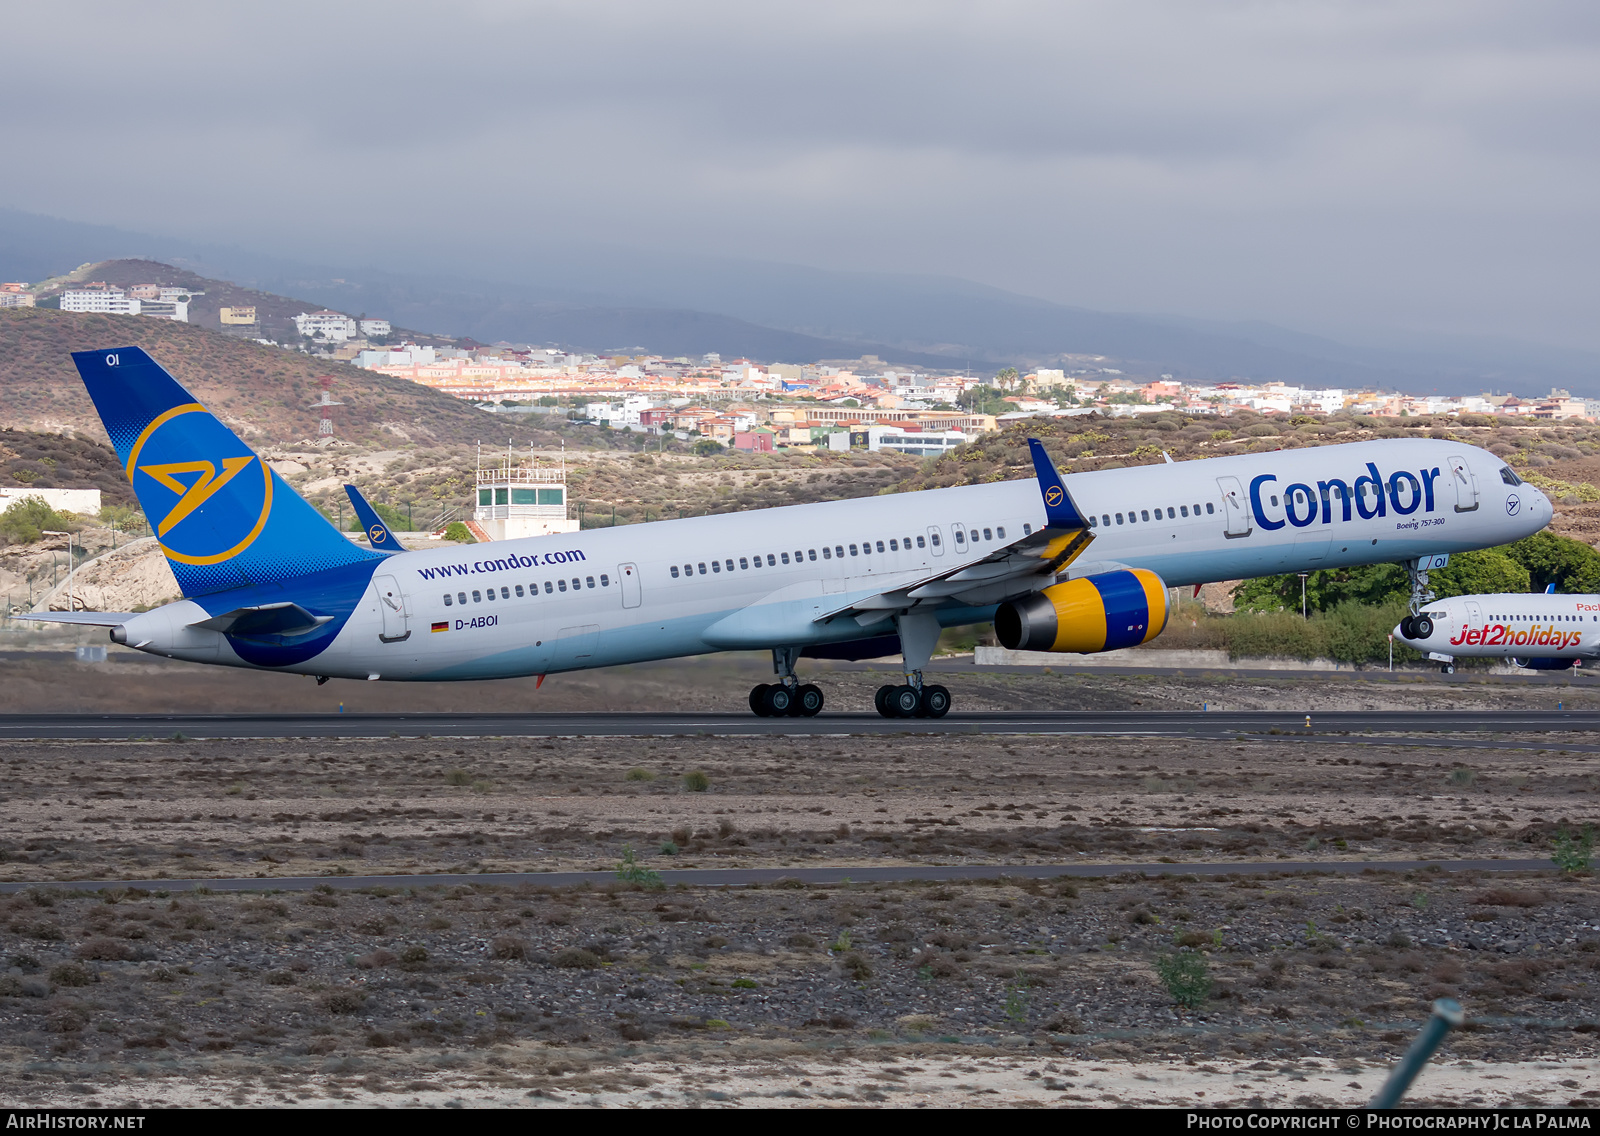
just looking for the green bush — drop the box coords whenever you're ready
[0,496,78,546]
[1153,950,1212,1009]
[682,769,710,792]
[1553,826,1594,873]
[442,521,473,542]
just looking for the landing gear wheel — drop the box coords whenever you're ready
[919,684,951,718]
[749,684,772,716]
[796,684,824,717]
[1413,615,1434,639]
[1399,616,1416,639]
[874,685,896,717]
[889,685,921,718]
[761,684,794,716]
[1440,663,1455,674]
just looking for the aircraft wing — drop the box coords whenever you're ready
[815,438,1094,626]
[343,484,406,552]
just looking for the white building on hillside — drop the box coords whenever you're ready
[293,310,359,341]
[61,290,140,315]
[359,318,391,337]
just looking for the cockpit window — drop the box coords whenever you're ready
[1500,466,1523,486]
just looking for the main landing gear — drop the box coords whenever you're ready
[872,610,951,719]
[749,646,824,717]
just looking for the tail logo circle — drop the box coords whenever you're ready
[1045,485,1064,508]
[127,404,273,565]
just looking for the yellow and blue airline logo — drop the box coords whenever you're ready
[127,403,274,565]
[369,523,388,544]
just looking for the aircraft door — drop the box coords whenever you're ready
[1465,600,1482,629]
[558,623,600,665]
[927,526,945,556]
[951,523,967,554]
[1216,477,1252,538]
[1448,454,1479,513]
[374,574,410,642]
[618,562,641,609]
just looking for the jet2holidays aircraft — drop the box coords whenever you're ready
[24,347,1552,716]
[1397,586,1600,674]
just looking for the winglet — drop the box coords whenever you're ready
[343,484,406,552]
[1027,438,1087,529]
[1546,582,1557,594]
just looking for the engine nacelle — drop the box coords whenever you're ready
[994,568,1169,653]
[1511,657,1577,671]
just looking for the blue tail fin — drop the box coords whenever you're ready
[72,346,384,596]
[343,484,406,552]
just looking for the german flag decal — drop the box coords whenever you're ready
[431,621,448,633]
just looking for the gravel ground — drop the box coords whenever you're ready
[2,656,1599,1107]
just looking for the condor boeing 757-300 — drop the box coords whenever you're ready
[21,347,1553,716]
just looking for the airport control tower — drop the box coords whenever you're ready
[472,443,579,541]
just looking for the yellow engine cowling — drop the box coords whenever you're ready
[994,568,1170,653]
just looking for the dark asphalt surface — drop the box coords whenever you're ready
[0,859,1553,894]
[0,709,1598,739]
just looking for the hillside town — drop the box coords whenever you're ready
[10,275,1600,458]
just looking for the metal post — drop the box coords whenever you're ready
[1299,573,1308,619]
[1389,633,1394,672]
[1369,998,1464,1108]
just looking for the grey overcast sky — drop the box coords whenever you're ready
[7,1,1600,349]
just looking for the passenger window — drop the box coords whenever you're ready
[916,536,925,548]
[472,590,482,602]
[698,563,707,574]
[822,547,831,560]
[930,533,941,547]
[996,527,1005,538]
[502,586,510,599]
[1101,515,1109,526]
[458,592,467,605]
[543,582,553,594]
[1022,524,1032,535]
[876,540,885,552]
[671,566,680,578]
[835,545,843,558]
[849,544,858,556]
[1206,503,1215,514]
[1167,508,1175,519]
[586,576,595,588]
[808,549,817,561]
[767,554,776,566]
[712,560,721,572]
[969,530,979,543]
[1116,513,1124,524]
[515,584,524,597]
[1180,505,1188,517]
[485,589,494,601]
[601,575,610,587]
[557,580,567,592]
[1193,503,1201,513]
[889,539,898,550]
[724,559,733,572]
[740,557,748,570]
[1141,510,1150,522]
[1088,516,1097,528]
[983,528,992,540]
[443,594,452,606]
[781,552,790,564]
[572,578,581,590]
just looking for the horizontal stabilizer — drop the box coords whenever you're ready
[189,602,332,640]
[13,612,135,626]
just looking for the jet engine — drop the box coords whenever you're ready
[1511,657,1577,671]
[994,568,1169,653]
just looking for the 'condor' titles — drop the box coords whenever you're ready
[1250,462,1443,530]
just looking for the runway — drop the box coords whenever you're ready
[0,708,1598,739]
[0,858,1553,895]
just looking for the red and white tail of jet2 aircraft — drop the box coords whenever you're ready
[1395,591,1600,673]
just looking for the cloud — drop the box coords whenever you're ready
[5,0,1600,347]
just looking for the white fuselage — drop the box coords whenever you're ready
[118,438,1550,680]
[1401,593,1600,661]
